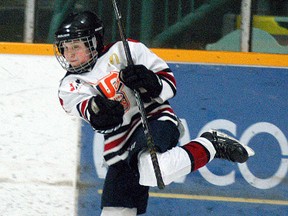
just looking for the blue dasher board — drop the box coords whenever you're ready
[78,63,288,216]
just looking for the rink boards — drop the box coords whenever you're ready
[79,61,288,215]
[1,43,287,215]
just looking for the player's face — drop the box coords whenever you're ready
[63,40,91,67]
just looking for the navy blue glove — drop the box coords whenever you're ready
[120,65,162,102]
[87,95,124,134]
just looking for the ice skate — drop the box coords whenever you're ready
[201,130,255,163]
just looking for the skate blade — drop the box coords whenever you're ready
[243,145,255,157]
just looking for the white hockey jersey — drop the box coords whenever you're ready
[58,40,178,165]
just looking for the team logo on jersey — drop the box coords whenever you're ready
[69,79,81,92]
[96,71,130,111]
[109,53,120,65]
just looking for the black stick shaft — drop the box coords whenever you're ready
[111,0,165,189]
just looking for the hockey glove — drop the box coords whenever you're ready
[120,65,162,102]
[87,95,124,134]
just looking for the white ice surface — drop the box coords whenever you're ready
[0,54,79,216]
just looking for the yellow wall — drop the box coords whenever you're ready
[1,42,288,67]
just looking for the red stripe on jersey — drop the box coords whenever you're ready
[104,106,175,152]
[183,142,209,171]
[104,133,128,151]
[59,97,64,106]
[104,118,141,151]
[102,102,177,164]
[157,71,176,87]
[149,107,174,117]
[81,100,88,119]
[127,38,140,43]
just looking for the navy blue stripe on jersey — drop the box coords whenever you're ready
[76,99,89,120]
[156,69,177,95]
[76,103,82,118]
[161,77,177,96]
[102,102,177,165]
[157,70,176,85]
[103,127,139,162]
[104,101,171,138]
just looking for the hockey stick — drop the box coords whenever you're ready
[111,0,165,189]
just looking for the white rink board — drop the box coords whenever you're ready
[0,54,79,216]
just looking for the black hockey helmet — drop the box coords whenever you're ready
[54,11,104,73]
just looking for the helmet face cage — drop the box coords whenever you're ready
[54,36,98,74]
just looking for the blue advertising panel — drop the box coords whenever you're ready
[78,63,288,215]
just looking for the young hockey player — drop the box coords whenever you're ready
[54,11,254,216]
